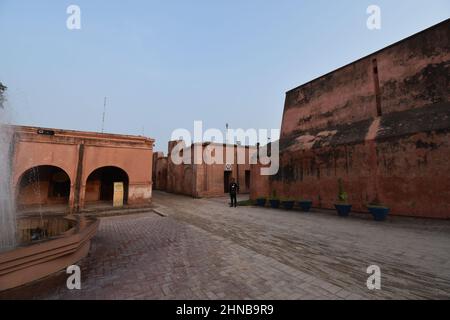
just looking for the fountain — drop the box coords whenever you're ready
[0,83,99,291]
[0,127,16,251]
[0,83,16,251]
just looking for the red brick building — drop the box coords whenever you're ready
[152,152,168,191]
[10,125,154,213]
[251,19,450,219]
[154,141,256,198]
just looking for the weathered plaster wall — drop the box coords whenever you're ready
[12,125,154,212]
[252,19,450,219]
[12,137,79,209]
[152,152,168,191]
[84,179,101,202]
[281,58,377,137]
[267,103,450,218]
[80,144,153,206]
[378,22,450,114]
[166,140,189,195]
[281,20,449,140]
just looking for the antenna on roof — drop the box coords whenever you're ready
[101,97,107,133]
[225,123,229,144]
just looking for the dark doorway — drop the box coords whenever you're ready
[245,170,251,190]
[224,171,232,193]
[49,170,71,198]
[85,166,129,205]
[17,165,71,208]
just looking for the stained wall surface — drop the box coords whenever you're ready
[152,152,168,191]
[252,19,450,219]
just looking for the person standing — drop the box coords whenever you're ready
[229,178,239,208]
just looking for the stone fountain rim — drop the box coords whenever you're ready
[0,216,99,292]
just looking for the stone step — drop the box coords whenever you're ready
[18,205,156,218]
[82,206,155,218]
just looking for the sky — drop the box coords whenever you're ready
[0,0,449,152]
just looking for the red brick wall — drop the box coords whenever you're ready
[152,152,168,191]
[281,20,449,140]
[252,20,450,219]
[281,59,377,138]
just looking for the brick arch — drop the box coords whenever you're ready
[13,162,75,193]
[84,165,129,184]
[15,165,72,209]
[82,165,130,206]
[81,160,142,191]
[11,138,79,196]
[79,146,153,207]
[15,164,71,186]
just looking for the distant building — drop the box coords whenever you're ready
[153,141,257,198]
[152,152,168,191]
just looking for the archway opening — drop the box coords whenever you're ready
[85,166,129,206]
[16,165,71,210]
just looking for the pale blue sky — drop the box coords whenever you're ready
[0,0,449,152]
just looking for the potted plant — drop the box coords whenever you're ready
[298,199,313,212]
[237,199,254,207]
[269,190,280,209]
[334,179,352,217]
[368,198,390,221]
[255,197,267,207]
[281,198,295,210]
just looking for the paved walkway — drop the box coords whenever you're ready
[2,191,450,299]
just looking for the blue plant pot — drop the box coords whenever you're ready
[335,204,352,217]
[269,200,280,209]
[298,201,313,212]
[282,201,295,210]
[368,206,390,221]
[256,198,267,207]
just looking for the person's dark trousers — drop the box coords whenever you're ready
[230,193,237,207]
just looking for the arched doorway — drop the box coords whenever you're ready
[16,165,71,209]
[85,166,129,206]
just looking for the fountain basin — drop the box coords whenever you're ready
[0,215,99,291]
[17,215,75,245]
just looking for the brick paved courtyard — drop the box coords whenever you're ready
[2,191,450,300]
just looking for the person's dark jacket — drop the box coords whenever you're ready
[229,182,239,195]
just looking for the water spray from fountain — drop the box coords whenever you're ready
[0,82,17,251]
